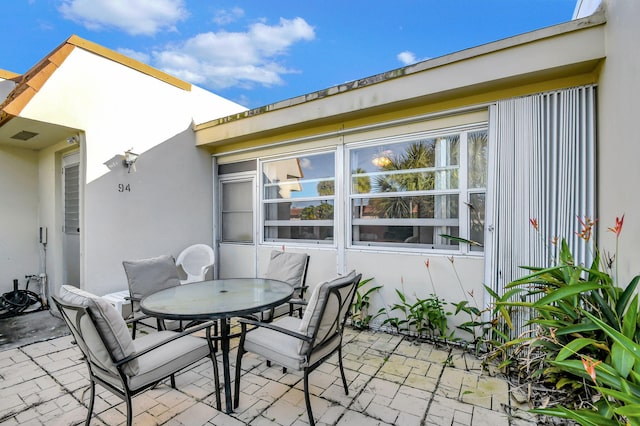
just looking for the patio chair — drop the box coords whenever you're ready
[176,243,215,284]
[122,254,183,338]
[262,250,309,321]
[234,271,361,426]
[52,285,220,426]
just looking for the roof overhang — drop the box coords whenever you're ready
[196,10,606,151]
[0,116,80,150]
[0,35,192,151]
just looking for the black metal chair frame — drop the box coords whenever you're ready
[52,295,221,426]
[234,273,361,426]
[287,254,310,318]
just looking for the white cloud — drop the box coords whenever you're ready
[59,0,188,36]
[213,7,245,25]
[397,51,418,66]
[153,17,315,90]
[299,158,312,169]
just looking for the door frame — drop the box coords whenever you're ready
[62,151,80,287]
[214,160,257,279]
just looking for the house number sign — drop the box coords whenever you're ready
[118,184,131,192]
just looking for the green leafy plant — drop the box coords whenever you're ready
[499,215,640,425]
[422,251,515,357]
[383,288,450,339]
[452,284,524,358]
[351,277,384,329]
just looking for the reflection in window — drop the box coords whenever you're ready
[469,192,485,252]
[262,152,335,243]
[468,131,488,189]
[349,129,487,252]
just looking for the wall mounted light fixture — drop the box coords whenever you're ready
[123,149,139,173]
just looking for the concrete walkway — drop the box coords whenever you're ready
[0,327,538,425]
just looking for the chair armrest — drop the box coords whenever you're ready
[238,317,312,342]
[114,320,218,366]
[288,298,306,306]
[124,313,152,324]
[293,285,308,297]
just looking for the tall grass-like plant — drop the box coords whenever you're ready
[501,215,640,425]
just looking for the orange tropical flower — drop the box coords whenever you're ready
[551,236,559,246]
[529,218,539,231]
[608,214,625,237]
[581,357,602,382]
[576,216,598,242]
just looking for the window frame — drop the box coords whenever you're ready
[259,149,338,246]
[346,124,488,254]
[219,176,255,244]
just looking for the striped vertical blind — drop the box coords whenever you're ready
[486,86,597,338]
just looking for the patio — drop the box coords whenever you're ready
[0,322,538,426]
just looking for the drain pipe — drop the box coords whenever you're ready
[39,273,48,308]
[38,226,56,317]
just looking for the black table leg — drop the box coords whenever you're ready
[221,318,233,413]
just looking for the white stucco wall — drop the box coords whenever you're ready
[596,0,640,285]
[0,146,39,293]
[347,251,484,333]
[574,0,603,18]
[16,47,246,296]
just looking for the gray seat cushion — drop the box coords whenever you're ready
[243,316,307,371]
[243,316,341,371]
[128,331,210,391]
[59,285,211,390]
[244,271,357,370]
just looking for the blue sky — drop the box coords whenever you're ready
[1,0,577,109]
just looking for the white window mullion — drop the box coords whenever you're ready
[459,132,469,253]
[336,143,346,273]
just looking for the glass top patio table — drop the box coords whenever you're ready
[140,278,293,414]
[140,278,293,320]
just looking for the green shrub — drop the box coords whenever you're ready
[382,288,451,339]
[501,215,640,425]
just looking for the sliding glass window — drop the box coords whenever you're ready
[349,127,487,252]
[262,152,335,244]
